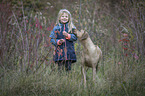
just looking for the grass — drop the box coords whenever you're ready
[0,54,144,96]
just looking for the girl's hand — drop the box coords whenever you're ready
[60,39,65,43]
[58,39,65,44]
[63,31,68,37]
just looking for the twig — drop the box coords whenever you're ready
[12,11,24,48]
[32,47,52,74]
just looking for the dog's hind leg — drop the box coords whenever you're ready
[92,67,96,81]
[95,64,100,81]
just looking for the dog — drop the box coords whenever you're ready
[74,30,102,87]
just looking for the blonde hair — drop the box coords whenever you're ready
[56,9,75,32]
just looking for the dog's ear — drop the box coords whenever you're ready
[72,29,78,37]
[81,31,88,40]
[73,29,77,34]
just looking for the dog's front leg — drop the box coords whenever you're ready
[81,65,86,88]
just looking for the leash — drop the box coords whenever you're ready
[64,24,67,60]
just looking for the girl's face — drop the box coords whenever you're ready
[60,12,69,24]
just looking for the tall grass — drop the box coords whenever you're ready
[0,56,144,96]
[0,0,144,96]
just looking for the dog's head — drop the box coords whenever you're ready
[74,30,89,40]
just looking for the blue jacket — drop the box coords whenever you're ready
[49,23,77,63]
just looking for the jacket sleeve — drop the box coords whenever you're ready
[67,34,77,41]
[49,27,60,46]
[67,28,77,41]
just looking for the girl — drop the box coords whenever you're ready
[49,9,77,71]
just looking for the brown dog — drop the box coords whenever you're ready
[75,30,102,87]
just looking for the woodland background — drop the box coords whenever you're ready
[0,0,144,96]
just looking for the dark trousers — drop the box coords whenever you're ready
[57,60,72,71]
